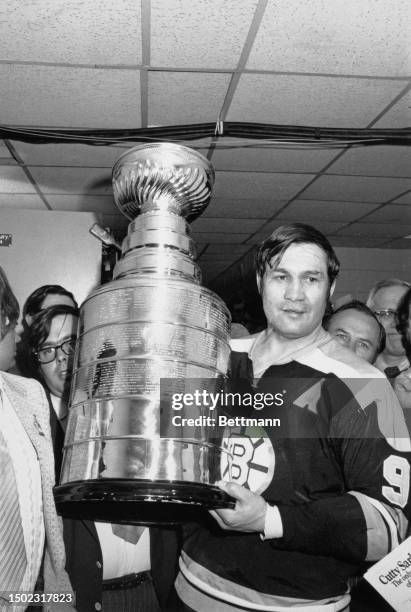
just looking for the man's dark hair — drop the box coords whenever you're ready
[23,285,77,322]
[28,304,80,358]
[0,266,20,340]
[324,300,386,356]
[255,223,340,287]
[397,287,411,357]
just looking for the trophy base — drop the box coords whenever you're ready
[54,479,235,525]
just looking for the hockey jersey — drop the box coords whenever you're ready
[177,332,411,610]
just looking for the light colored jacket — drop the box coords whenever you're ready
[2,371,75,611]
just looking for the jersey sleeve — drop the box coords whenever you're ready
[275,376,411,563]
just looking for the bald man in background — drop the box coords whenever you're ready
[367,279,410,379]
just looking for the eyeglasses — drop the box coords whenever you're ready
[35,338,76,364]
[374,309,398,322]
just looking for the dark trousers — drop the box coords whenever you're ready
[102,572,161,612]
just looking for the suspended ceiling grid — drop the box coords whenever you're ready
[0,0,410,287]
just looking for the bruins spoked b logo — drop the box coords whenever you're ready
[220,425,275,494]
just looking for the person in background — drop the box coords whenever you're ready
[393,288,411,419]
[397,287,411,360]
[366,278,410,379]
[0,267,74,611]
[28,304,180,612]
[176,224,411,612]
[324,300,385,364]
[23,285,78,328]
[16,285,78,377]
[28,305,79,478]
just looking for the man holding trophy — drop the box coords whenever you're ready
[176,223,411,612]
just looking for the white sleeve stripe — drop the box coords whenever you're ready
[349,491,399,549]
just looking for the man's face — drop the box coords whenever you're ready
[0,320,17,371]
[258,242,332,340]
[327,309,380,363]
[373,285,408,358]
[38,314,77,398]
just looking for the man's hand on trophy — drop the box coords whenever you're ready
[209,481,267,533]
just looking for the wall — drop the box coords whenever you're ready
[334,247,411,304]
[0,209,101,314]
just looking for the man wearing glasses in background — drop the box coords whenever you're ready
[366,278,411,380]
[28,304,180,612]
[28,305,79,450]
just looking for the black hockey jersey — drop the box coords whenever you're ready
[177,333,411,610]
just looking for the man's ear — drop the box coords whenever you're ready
[329,280,336,298]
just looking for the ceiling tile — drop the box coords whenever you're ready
[0,141,14,163]
[151,0,258,68]
[227,74,405,127]
[327,236,388,248]
[278,200,379,223]
[204,197,288,218]
[362,205,411,224]
[301,175,411,202]
[251,219,345,242]
[12,142,128,168]
[0,166,37,193]
[0,0,142,65]
[211,144,338,173]
[378,238,411,249]
[335,223,411,238]
[191,232,250,244]
[374,90,411,128]
[12,140,213,169]
[326,146,411,178]
[213,171,313,200]
[0,65,141,128]
[148,71,230,125]
[45,194,117,213]
[336,247,409,271]
[393,193,411,205]
[247,0,410,77]
[0,193,47,209]
[191,217,264,233]
[28,167,112,194]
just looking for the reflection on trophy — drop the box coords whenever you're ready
[54,143,233,524]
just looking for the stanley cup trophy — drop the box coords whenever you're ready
[55,143,234,524]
